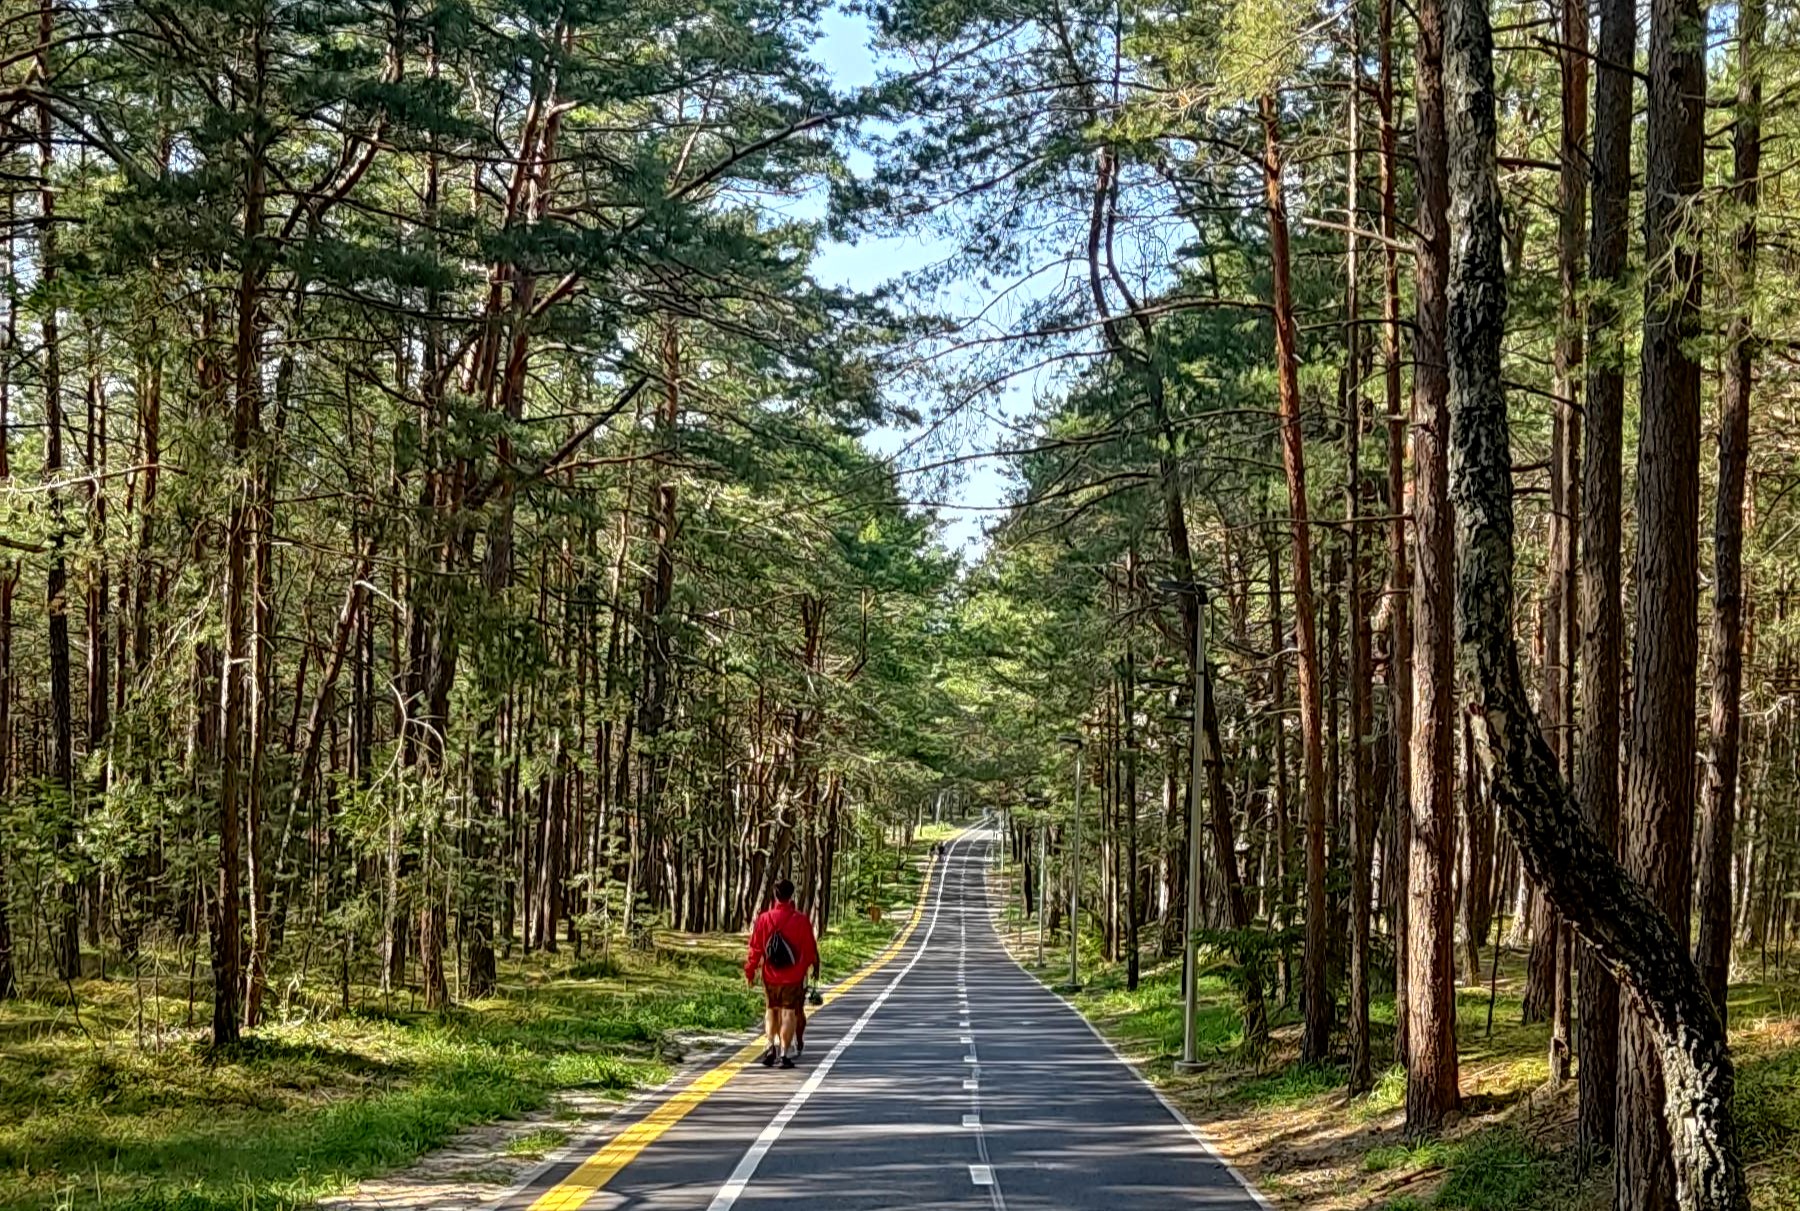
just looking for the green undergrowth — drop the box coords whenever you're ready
[1013,907,1800,1211]
[0,830,956,1211]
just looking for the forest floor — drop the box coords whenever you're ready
[996,908,1800,1211]
[0,829,951,1211]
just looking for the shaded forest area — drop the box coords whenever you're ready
[4,0,1800,1208]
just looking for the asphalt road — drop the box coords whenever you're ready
[509,823,1269,1211]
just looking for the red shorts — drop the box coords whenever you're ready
[764,981,806,1011]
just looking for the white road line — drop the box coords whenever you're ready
[963,1078,979,1090]
[703,833,967,1211]
[979,829,1275,1211]
[963,828,1008,1211]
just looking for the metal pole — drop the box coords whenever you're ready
[1178,589,1209,1073]
[1037,819,1047,965]
[1069,745,1082,989]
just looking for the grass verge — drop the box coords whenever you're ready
[0,830,955,1211]
[999,903,1800,1210]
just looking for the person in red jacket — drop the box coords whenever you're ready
[745,879,819,1069]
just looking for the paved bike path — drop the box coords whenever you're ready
[506,826,1267,1211]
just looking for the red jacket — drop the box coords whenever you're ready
[745,901,818,987]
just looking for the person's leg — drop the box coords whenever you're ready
[761,1003,779,1064]
[778,1007,799,1057]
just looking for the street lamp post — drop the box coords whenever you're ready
[1037,812,1048,965]
[1058,734,1084,990]
[1160,579,1210,1074]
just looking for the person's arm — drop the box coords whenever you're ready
[745,916,765,985]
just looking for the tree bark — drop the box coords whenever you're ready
[38,2,80,985]
[1377,0,1413,1066]
[1261,93,1331,1065]
[1620,0,1707,1197]
[1406,0,1459,1131]
[0,192,15,1002]
[1344,49,1374,1092]
[1698,0,1762,1026]
[1577,0,1633,1157]
[1439,0,1747,1201]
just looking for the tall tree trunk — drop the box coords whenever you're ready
[1123,566,1141,992]
[1619,0,1706,1196]
[1406,0,1459,1131]
[1460,714,1495,982]
[39,5,80,984]
[1698,0,1762,1026]
[1269,533,1294,1005]
[1378,0,1413,1065]
[0,193,15,1002]
[1344,52,1375,1093]
[1261,93,1331,1065]
[1439,0,1746,1202]
[214,7,272,1044]
[1082,137,1265,1037]
[1577,0,1633,1158]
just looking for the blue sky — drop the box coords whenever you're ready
[801,7,1032,558]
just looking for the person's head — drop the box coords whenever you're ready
[774,878,795,903]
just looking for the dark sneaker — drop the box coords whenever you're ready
[760,1046,777,1067]
[779,1055,796,1069]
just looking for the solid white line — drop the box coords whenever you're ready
[703,833,965,1211]
[980,838,1276,1211]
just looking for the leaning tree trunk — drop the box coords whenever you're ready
[1438,0,1747,1203]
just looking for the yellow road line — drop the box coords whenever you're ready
[526,836,960,1211]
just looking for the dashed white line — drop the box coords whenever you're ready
[702,834,967,1211]
[970,1165,994,1186]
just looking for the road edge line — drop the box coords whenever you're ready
[978,831,1278,1211]
[703,826,972,1211]
[514,827,965,1211]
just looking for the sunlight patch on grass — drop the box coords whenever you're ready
[1227,1061,1343,1107]
[503,1127,570,1159]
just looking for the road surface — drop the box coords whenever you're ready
[506,824,1269,1211]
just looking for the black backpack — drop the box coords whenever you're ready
[764,926,798,970]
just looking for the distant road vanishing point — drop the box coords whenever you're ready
[503,824,1271,1211]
